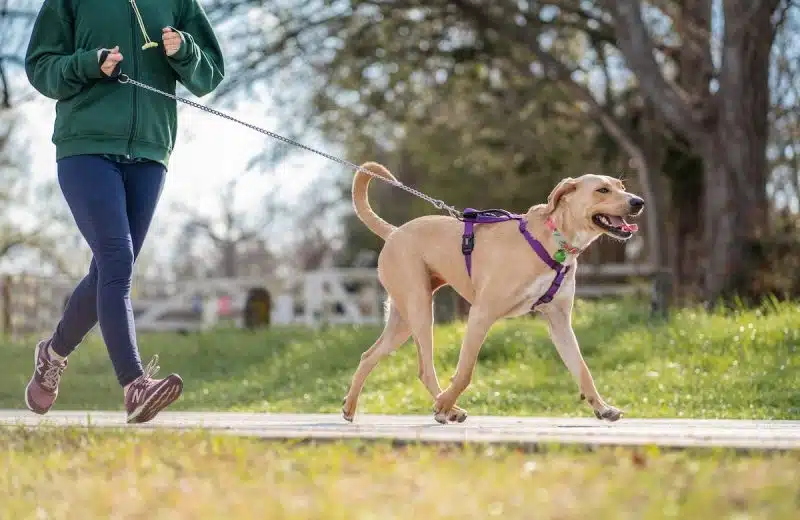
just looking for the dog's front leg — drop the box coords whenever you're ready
[542,304,623,422]
[433,306,494,424]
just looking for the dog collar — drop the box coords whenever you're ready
[545,217,582,263]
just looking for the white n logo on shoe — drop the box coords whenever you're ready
[131,387,145,403]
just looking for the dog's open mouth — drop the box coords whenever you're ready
[592,214,639,239]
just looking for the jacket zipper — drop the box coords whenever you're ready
[126,5,139,158]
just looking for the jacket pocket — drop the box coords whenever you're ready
[54,80,132,140]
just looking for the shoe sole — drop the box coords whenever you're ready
[24,341,54,415]
[24,386,49,415]
[126,376,184,424]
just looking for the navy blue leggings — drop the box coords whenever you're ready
[50,155,166,387]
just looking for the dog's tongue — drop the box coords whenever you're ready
[607,215,639,233]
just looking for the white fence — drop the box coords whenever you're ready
[0,268,386,337]
[0,263,659,337]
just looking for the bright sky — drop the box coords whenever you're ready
[1,0,345,274]
[18,87,334,266]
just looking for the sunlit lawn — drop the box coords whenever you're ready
[2,299,798,519]
[1,298,797,419]
[2,428,799,519]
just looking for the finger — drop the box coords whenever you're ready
[162,26,174,33]
[108,53,124,62]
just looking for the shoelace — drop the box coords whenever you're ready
[129,355,161,386]
[41,362,66,390]
[140,355,161,381]
[126,356,162,401]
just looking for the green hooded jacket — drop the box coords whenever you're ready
[25,0,225,167]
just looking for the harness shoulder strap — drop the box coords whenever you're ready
[460,210,572,309]
[461,210,477,277]
[461,209,518,277]
[517,218,572,309]
[532,265,571,308]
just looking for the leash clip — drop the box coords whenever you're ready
[117,74,130,84]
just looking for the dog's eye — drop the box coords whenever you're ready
[596,187,610,194]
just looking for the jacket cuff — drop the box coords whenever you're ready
[80,48,105,80]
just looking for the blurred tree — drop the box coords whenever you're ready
[209,0,794,303]
[171,178,285,278]
[0,1,86,276]
[210,0,624,254]
[768,6,800,211]
[0,0,38,108]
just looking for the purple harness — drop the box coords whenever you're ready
[460,208,570,309]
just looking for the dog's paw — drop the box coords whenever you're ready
[450,406,468,423]
[432,391,465,424]
[342,396,356,423]
[593,405,623,422]
[433,406,468,424]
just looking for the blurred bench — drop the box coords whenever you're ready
[575,263,672,315]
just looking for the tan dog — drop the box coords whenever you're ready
[341,162,644,424]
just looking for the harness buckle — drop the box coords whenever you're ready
[461,234,475,255]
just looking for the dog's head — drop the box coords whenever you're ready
[545,174,644,240]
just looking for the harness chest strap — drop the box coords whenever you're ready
[461,208,571,310]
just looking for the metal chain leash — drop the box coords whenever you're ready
[117,74,463,218]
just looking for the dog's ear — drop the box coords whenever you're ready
[546,177,578,213]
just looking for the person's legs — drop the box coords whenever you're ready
[116,160,182,423]
[26,156,181,422]
[50,259,100,357]
[58,155,145,383]
[51,161,166,358]
[26,155,133,412]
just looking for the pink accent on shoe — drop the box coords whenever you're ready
[25,340,68,415]
[124,355,183,424]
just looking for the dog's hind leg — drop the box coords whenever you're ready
[433,304,494,423]
[342,300,410,422]
[410,279,468,423]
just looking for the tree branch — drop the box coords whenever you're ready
[0,60,10,108]
[448,0,648,168]
[605,0,700,140]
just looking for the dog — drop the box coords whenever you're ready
[341,162,644,424]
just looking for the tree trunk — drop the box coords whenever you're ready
[668,0,711,302]
[611,0,779,303]
[222,242,237,278]
[701,0,775,301]
[661,135,705,301]
[670,173,704,301]
[632,101,672,313]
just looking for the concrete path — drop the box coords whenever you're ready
[1,410,798,450]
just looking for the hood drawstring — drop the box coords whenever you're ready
[129,0,158,50]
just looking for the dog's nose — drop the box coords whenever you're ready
[629,197,645,209]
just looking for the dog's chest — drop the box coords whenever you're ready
[505,272,561,317]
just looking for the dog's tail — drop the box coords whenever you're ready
[352,162,397,241]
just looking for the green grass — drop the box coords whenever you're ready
[1,428,799,519]
[0,299,798,419]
